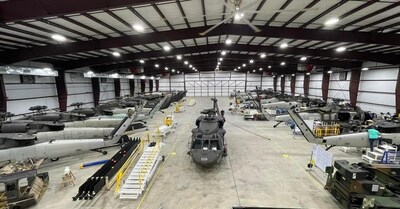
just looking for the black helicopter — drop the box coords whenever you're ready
[188,97,227,167]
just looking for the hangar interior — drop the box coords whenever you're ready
[0,0,400,209]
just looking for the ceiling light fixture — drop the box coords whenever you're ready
[219,58,223,61]
[177,71,180,73]
[268,65,271,69]
[259,68,262,71]
[176,55,182,60]
[260,53,266,58]
[112,51,121,57]
[281,75,284,77]
[280,43,288,48]
[172,69,175,72]
[139,59,145,64]
[249,60,254,64]
[189,65,192,68]
[184,61,189,65]
[242,64,246,67]
[291,74,295,76]
[306,72,311,75]
[234,12,244,20]
[300,57,307,61]
[150,76,154,79]
[221,51,226,56]
[155,64,159,68]
[163,45,171,51]
[327,70,333,74]
[253,70,256,72]
[225,39,232,45]
[133,24,145,32]
[51,34,66,42]
[336,46,346,52]
[362,67,369,71]
[280,62,286,66]
[238,67,241,69]
[325,18,339,26]
[165,67,169,70]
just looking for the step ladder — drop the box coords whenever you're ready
[362,144,397,164]
[119,143,163,199]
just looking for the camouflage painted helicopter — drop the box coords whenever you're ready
[188,97,227,167]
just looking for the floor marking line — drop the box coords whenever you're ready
[136,110,195,209]
[228,121,325,190]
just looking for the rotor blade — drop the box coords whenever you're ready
[199,13,236,36]
[241,18,262,33]
[243,7,319,14]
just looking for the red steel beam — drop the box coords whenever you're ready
[114,78,121,97]
[2,24,400,64]
[55,71,67,111]
[280,76,285,95]
[91,78,100,107]
[0,0,162,23]
[290,75,296,96]
[303,73,310,97]
[140,79,146,93]
[396,66,400,114]
[349,69,361,107]
[148,79,153,92]
[322,71,330,101]
[0,75,7,112]
[129,79,135,96]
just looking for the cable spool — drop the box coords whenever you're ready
[294,107,301,113]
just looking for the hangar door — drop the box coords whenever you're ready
[185,72,246,96]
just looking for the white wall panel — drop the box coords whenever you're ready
[65,73,93,110]
[309,73,323,98]
[295,74,304,95]
[120,79,130,96]
[357,66,398,114]
[4,75,58,114]
[261,76,274,90]
[328,72,350,101]
[99,78,115,102]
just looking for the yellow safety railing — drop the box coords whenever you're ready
[138,140,160,191]
[314,122,340,137]
[113,141,144,193]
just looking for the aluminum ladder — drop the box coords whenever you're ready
[119,143,162,199]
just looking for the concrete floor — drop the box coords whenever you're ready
[32,97,364,209]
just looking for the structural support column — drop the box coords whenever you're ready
[244,73,248,92]
[129,79,135,96]
[149,79,153,92]
[322,71,330,101]
[91,78,100,107]
[290,75,296,96]
[0,75,7,112]
[350,70,361,107]
[273,76,277,93]
[396,66,400,114]
[169,76,171,92]
[140,79,145,93]
[55,71,67,112]
[155,80,159,92]
[114,79,121,98]
[280,76,285,95]
[303,73,310,97]
[183,73,186,91]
